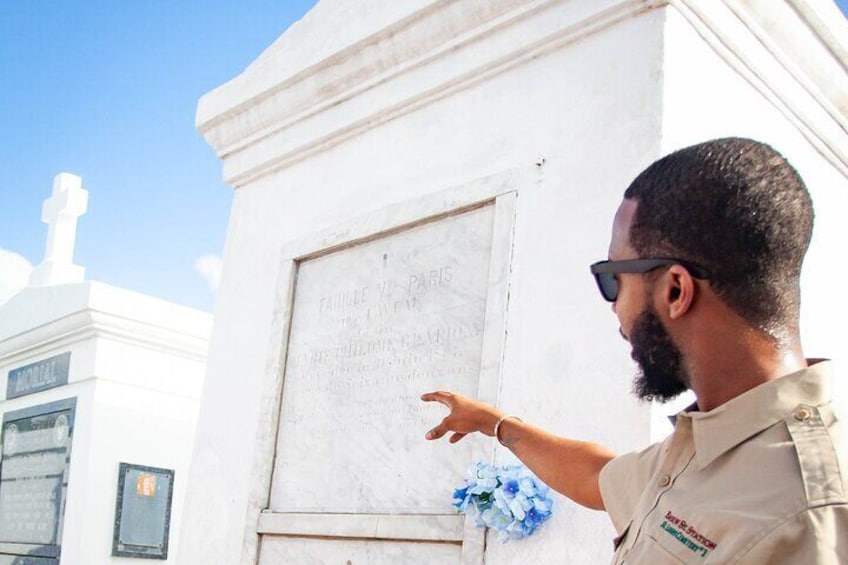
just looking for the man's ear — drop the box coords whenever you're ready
[665,265,695,319]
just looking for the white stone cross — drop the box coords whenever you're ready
[29,173,89,286]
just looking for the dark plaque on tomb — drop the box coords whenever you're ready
[0,398,76,565]
[6,353,71,400]
[112,463,174,559]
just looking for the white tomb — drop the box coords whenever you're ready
[180,1,848,563]
[0,174,212,564]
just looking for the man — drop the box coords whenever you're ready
[422,138,847,563]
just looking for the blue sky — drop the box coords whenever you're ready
[0,1,317,311]
[0,1,846,312]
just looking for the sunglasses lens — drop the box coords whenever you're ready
[598,273,617,302]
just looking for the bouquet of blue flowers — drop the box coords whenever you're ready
[453,461,554,542]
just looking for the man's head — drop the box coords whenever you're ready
[623,137,814,334]
[601,138,814,401]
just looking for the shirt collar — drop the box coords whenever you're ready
[677,359,833,470]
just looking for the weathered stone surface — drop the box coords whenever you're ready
[271,205,495,514]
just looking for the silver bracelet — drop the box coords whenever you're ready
[493,415,523,446]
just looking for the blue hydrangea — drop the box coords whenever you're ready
[453,462,554,542]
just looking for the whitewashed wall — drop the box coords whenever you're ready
[181,0,848,563]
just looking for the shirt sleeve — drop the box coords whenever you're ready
[598,440,666,535]
[738,504,848,564]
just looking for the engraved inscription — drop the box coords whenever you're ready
[271,206,496,514]
[0,410,72,545]
[7,352,71,399]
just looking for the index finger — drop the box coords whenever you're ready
[420,391,454,407]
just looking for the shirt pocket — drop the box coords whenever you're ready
[646,529,713,563]
[624,535,687,564]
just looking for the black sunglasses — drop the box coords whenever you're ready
[590,258,710,302]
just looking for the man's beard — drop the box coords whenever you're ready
[629,307,689,402]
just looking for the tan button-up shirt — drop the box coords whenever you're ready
[599,361,847,563]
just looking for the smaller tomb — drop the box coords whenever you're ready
[0,174,211,565]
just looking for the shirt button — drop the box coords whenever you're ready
[794,407,812,422]
[658,474,671,487]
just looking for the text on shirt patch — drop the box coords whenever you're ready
[660,510,717,558]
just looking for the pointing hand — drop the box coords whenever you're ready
[421,391,502,444]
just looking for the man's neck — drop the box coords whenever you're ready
[684,319,807,412]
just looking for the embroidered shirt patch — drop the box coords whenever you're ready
[660,510,717,558]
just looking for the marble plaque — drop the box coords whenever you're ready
[271,205,496,513]
[258,536,461,565]
[0,403,74,548]
[6,353,70,400]
[112,463,174,559]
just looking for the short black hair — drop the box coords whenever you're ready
[624,137,814,332]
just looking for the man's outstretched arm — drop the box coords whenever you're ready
[422,391,616,511]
